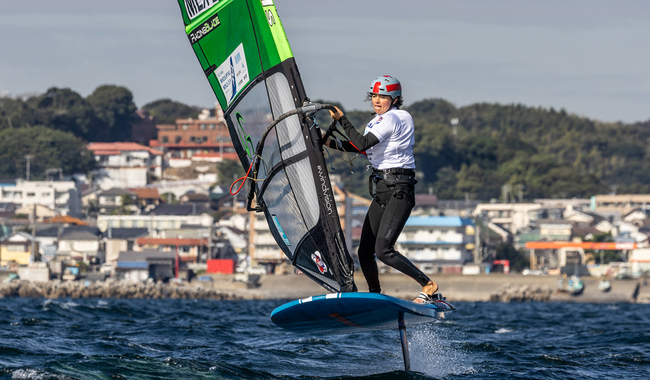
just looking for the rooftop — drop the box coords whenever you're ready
[405,216,474,227]
[87,142,162,156]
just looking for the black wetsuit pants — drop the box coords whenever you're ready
[358,177,431,293]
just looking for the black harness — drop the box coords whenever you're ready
[369,167,417,208]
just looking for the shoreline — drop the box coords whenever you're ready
[0,273,647,303]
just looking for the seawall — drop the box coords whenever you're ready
[0,273,646,302]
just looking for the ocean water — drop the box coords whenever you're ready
[1,297,649,379]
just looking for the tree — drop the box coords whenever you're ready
[495,242,529,273]
[0,126,95,179]
[24,88,96,139]
[216,159,245,186]
[141,98,202,124]
[86,85,137,142]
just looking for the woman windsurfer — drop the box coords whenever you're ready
[324,75,439,303]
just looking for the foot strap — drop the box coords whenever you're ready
[415,292,447,303]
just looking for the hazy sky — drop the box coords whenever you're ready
[1,1,649,123]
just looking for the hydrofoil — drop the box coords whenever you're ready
[271,292,455,371]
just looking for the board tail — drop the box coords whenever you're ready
[177,0,356,292]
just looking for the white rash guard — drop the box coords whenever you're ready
[363,108,416,170]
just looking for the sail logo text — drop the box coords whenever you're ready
[184,0,219,20]
[216,43,249,105]
[188,13,221,44]
[317,165,333,216]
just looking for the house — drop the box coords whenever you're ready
[97,211,213,233]
[152,105,236,160]
[115,250,176,282]
[135,237,209,263]
[33,226,61,262]
[103,227,150,264]
[0,180,81,217]
[472,203,541,234]
[0,232,39,266]
[436,199,482,217]
[412,194,438,215]
[180,192,211,210]
[592,194,650,215]
[95,188,138,214]
[396,216,476,274]
[87,142,163,190]
[56,226,102,263]
[129,187,162,211]
[15,204,56,221]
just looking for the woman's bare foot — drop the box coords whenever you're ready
[414,280,438,303]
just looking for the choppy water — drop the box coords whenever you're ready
[1,297,649,379]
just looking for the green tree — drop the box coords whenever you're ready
[141,98,202,124]
[86,85,137,142]
[0,126,95,179]
[24,88,96,139]
[216,159,246,186]
[495,242,529,273]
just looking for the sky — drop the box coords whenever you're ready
[1,0,649,123]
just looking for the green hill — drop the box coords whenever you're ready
[324,99,650,201]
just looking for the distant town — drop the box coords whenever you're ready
[1,104,649,293]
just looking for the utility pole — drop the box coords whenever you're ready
[450,118,459,139]
[25,155,33,181]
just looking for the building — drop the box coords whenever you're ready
[0,180,81,216]
[56,226,102,263]
[135,237,209,264]
[152,106,236,160]
[396,216,476,274]
[96,206,213,233]
[131,110,158,145]
[115,250,176,282]
[95,188,137,215]
[0,232,38,266]
[592,194,650,215]
[472,203,542,234]
[103,227,150,264]
[87,142,163,190]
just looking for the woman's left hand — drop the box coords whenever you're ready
[329,106,344,121]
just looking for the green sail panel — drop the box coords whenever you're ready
[177,0,356,292]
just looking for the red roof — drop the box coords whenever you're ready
[128,187,160,199]
[136,237,208,246]
[192,152,239,161]
[87,142,162,156]
[159,143,234,149]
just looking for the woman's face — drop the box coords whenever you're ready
[371,94,394,115]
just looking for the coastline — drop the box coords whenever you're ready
[1,273,646,303]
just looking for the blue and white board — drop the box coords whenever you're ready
[271,292,455,335]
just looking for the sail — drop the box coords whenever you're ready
[177,0,356,292]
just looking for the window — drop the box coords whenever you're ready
[209,124,215,130]
[201,124,207,130]
[26,192,36,197]
[190,137,195,143]
[182,124,189,130]
[175,136,182,143]
[162,136,169,143]
[42,192,51,197]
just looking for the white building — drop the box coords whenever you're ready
[472,203,541,234]
[396,216,476,272]
[87,142,163,190]
[97,213,213,233]
[0,180,81,216]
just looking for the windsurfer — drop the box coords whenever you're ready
[324,75,439,303]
